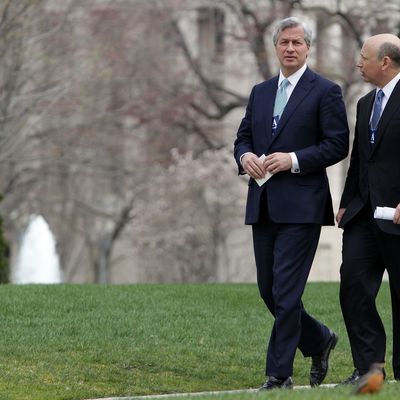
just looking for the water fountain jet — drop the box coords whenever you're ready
[14,214,62,284]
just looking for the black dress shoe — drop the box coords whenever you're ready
[310,329,338,386]
[338,367,386,386]
[260,376,293,390]
[338,369,361,385]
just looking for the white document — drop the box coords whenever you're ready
[374,206,396,220]
[255,154,273,187]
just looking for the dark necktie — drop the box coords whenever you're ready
[369,89,384,144]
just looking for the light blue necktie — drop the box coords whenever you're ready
[369,89,384,144]
[272,79,290,135]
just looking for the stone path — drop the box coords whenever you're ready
[88,383,338,400]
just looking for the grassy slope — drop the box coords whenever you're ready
[0,283,395,400]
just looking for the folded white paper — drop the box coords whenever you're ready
[374,206,395,220]
[255,154,273,187]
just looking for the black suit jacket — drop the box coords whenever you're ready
[339,80,400,235]
[234,67,349,225]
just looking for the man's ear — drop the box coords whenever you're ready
[381,55,391,70]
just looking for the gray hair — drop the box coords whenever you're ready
[272,17,312,47]
[378,42,400,67]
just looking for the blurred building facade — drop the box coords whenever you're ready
[174,0,400,282]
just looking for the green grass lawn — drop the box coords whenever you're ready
[0,282,396,400]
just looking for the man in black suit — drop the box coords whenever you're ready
[234,17,349,390]
[337,33,400,384]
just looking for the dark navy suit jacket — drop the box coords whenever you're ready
[339,80,400,235]
[234,67,349,225]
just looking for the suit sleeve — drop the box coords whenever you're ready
[233,87,255,175]
[294,83,349,173]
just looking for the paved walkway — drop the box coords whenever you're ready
[88,383,338,400]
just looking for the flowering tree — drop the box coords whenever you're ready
[132,148,245,282]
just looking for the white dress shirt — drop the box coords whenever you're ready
[278,64,308,173]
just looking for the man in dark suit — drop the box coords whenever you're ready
[233,17,349,390]
[337,33,400,384]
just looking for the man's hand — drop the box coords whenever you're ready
[241,153,266,179]
[394,203,400,224]
[264,152,292,174]
[336,208,346,225]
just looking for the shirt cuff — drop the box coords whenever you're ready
[240,152,252,167]
[289,152,300,173]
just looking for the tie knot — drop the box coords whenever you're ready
[280,79,290,89]
[377,89,384,100]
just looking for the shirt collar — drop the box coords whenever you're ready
[278,64,307,87]
[379,71,400,99]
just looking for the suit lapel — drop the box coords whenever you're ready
[268,68,314,149]
[371,80,400,154]
[359,91,375,159]
[263,77,278,150]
